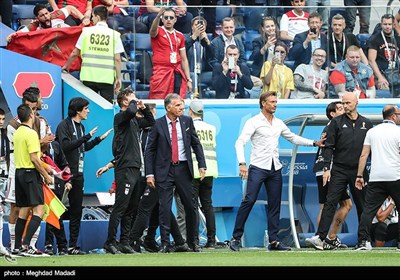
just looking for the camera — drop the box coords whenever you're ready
[228,56,235,69]
[310,27,317,34]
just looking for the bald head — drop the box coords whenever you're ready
[342,91,358,103]
[341,91,358,116]
[382,104,400,120]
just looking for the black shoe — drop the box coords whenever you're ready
[268,241,291,251]
[204,241,216,248]
[174,243,189,252]
[118,243,135,254]
[190,244,202,252]
[130,241,142,253]
[58,247,68,256]
[158,244,172,253]
[323,237,343,250]
[397,242,400,250]
[45,245,54,256]
[104,243,121,254]
[143,239,160,253]
[68,246,86,255]
[229,238,240,252]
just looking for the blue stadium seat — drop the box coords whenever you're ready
[328,7,346,24]
[216,6,232,26]
[12,4,35,30]
[356,33,371,55]
[242,30,260,52]
[243,7,266,31]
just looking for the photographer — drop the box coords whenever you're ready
[211,44,253,99]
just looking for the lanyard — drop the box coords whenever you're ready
[381,31,397,62]
[162,26,177,52]
[332,32,346,64]
[71,119,85,153]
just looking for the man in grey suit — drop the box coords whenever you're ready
[145,93,206,253]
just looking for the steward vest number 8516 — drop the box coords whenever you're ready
[90,33,110,45]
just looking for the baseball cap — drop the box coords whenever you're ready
[189,100,204,114]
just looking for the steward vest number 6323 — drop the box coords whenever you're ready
[90,34,110,45]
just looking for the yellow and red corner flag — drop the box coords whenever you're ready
[43,184,66,229]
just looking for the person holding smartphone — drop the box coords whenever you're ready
[211,44,253,99]
[289,12,328,70]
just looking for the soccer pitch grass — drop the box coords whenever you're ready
[1,247,400,267]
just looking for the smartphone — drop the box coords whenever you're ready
[228,56,235,69]
[274,51,281,64]
[198,20,204,26]
[310,27,317,34]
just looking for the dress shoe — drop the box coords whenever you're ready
[118,243,136,254]
[189,244,202,252]
[174,243,189,252]
[229,238,240,252]
[158,244,172,253]
[268,241,291,251]
[143,239,161,253]
[204,241,216,249]
[130,241,142,253]
[104,243,122,254]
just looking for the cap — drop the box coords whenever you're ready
[189,100,204,114]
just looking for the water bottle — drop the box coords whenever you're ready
[89,248,106,254]
[264,230,269,248]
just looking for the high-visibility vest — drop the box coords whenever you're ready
[80,25,120,84]
[192,119,218,178]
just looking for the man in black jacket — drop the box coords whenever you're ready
[55,97,111,255]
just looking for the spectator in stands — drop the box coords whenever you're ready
[187,0,216,35]
[184,16,214,97]
[6,3,88,42]
[289,12,327,70]
[306,92,372,250]
[212,44,253,99]
[330,45,375,99]
[62,5,124,103]
[355,104,400,250]
[208,17,246,69]
[147,7,192,100]
[229,91,324,252]
[279,0,309,48]
[55,97,112,255]
[92,0,148,33]
[137,0,193,34]
[367,14,400,96]
[344,0,370,34]
[291,48,327,99]
[0,0,12,28]
[305,101,352,250]
[43,138,71,256]
[371,196,398,247]
[250,16,281,78]
[305,0,329,32]
[328,13,368,69]
[48,0,92,26]
[260,41,294,99]
[103,89,154,255]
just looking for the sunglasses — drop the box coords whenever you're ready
[163,16,175,20]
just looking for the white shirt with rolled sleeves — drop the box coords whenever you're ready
[235,112,314,170]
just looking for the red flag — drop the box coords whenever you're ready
[41,154,73,182]
[6,26,83,72]
[43,184,66,230]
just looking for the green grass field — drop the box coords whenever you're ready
[1,247,400,267]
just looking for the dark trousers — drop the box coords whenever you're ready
[106,167,140,245]
[317,165,366,240]
[371,222,398,244]
[357,180,400,243]
[107,14,148,33]
[344,0,371,34]
[187,0,216,34]
[129,184,185,245]
[193,176,216,243]
[82,81,114,104]
[68,174,84,248]
[232,164,282,242]
[0,0,13,28]
[158,162,197,247]
[45,181,67,250]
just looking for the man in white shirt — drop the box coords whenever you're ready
[229,91,325,252]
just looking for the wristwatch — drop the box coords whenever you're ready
[187,78,193,82]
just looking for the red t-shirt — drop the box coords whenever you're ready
[330,69,374,98]
[151,26,185,65]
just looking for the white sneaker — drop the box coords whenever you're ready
[0,245,11,256]
[366,241,372,250]
[305,235,324,250]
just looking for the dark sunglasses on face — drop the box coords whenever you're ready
[164,16,175,20]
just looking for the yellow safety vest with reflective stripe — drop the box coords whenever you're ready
[192,119,218,178]
[80,24,120,84]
